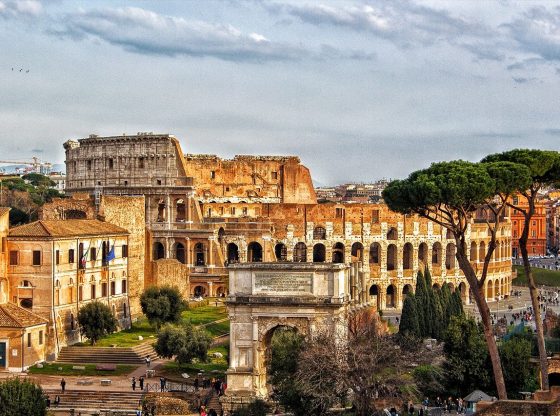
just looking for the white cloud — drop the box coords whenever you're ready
[48,6,371,63]
[0,0,42,18]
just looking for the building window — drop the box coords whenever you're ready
[124,180,128,186]
[122,245,128,258]
[32,250,41,266]
[139,158,145,168]
[9,250,18,265]
[372,209,380,223]
[335,208,344,218]
[231,207,236,215]
[242,207,248,216]
[157,179,162,186]
[27,333,31,348]
[111,281,116,296]
[108,159,114,169]
[56,250,60,265]
[122,279,127,293]
[532,230,536,237]
[91,284,96,299]
[20,298,32,308]
[102,282,108,297]
[90,248,97,261]
[69,249,75,264]
[87,160,92,170]
[271,171,278,179]
[39,330,43,345]
[513,196,519,205]
[210,171,216,179]
[78,286,83,301]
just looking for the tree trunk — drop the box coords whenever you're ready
[456,252,508,399]
[519,227,549,390]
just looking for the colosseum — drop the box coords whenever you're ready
[62,133,513,311]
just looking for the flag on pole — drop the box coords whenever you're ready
[105,246,115,263]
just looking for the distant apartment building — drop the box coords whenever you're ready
[510,194,547,258]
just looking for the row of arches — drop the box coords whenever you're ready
[155,238,510,269]
[369,281,470,309]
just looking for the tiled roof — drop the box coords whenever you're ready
[0,207,10,217]
[9,219,129,238]
[0,303,48,328]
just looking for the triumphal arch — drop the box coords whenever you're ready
[222,262,351,409]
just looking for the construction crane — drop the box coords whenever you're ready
[0,156,53,174]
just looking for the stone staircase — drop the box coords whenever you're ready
[205,390,223,415]
[44,389,144,415]
[56,342,157,364]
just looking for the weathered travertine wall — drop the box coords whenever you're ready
[150,259,190,298]
[99,196,146,317]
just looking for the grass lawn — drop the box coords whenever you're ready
[28,362,136,376]
[95,318,156,347]
[159,345,228,381]
[86,304,229,347]
[513,265,560,287]
[181,305,228,325]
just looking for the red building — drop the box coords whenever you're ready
[510,195,547,258]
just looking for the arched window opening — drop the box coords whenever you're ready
[369,243,380,264]
[313,244,326,263]
[403,243,413,270]
[432,243,442,266]
[153,242,165,260]
[275,243,287,261]
[176,199,185,222]
[313,227,326,240]
[446,243,456,270]
[248,242,263,262]
[194,243,205,266]
[227,243,239,264]
[387,244,397,271]
[293,243,307,263]
[387,227,398,240]
[351,242,363,262]
[332,243,345,263]
[175,243,186,264]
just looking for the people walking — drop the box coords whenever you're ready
[60,378,66,392]
[145,355,151,368]
[132,377,137,391]
[139,376,145,391]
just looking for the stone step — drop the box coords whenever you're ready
[56,343,158,365]
[44,389,144,414]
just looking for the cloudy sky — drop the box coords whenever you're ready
[1,0,560,185]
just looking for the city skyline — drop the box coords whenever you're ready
[2,0,560,185]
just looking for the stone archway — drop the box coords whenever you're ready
[224,263,351,407]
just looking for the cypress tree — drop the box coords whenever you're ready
[440,283,453,331]
[414,270,427,337]
[432,289,445,339]
[424,266,435,337]
[399,293,420,337]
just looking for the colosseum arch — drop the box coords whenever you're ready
[369,243,380,264]
[470,241,477,263]
[332,242,345,263]
[173,242,186,264]
[387,227,398,240]
[403,243,413,270]
[387,244,397,271]
[445,243,456,270]
[153,242,165,260]
[479,241,486,263]
[313,226,326,240]
[248,242,263,262]
[275,243,287,261]
[386,285,396,307]
[313,243,326,262]
[351,242,364,262]
[293,242,307,262]
[418,242,428,266]
[432,242,442,267]
[227,243,239,264]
